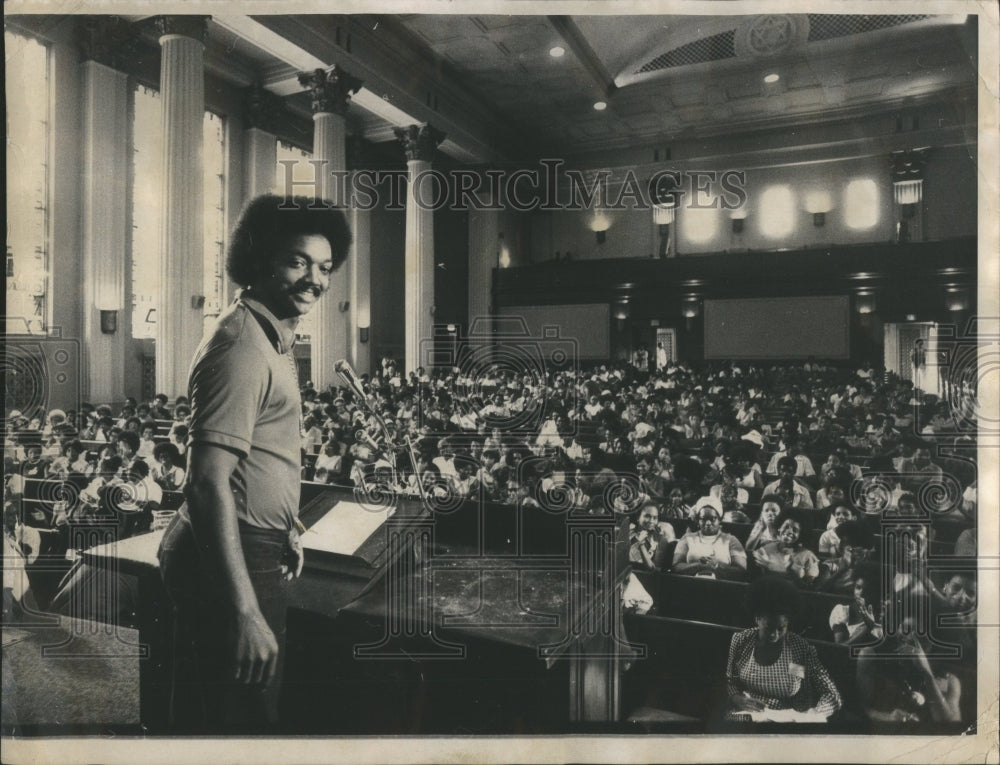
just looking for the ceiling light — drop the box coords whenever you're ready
[549,46,565,58]
[763,73,780,84]
[593,101,607,111]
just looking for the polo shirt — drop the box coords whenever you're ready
[186,295,302,531]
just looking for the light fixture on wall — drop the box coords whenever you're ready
[498,232,511,268]
[945,287,970,312]
[653,202,676,258]
[613,299,630,331]
[591,211,611,244]
[682,297,700,330]
[730,208,748,235]
[100,310,118,334]
[359,326,369,344]
[890,147,930,243]
[855,292,876,315]
[804,190,832,228]
[96,278,123,335]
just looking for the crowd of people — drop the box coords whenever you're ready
[2,352,979,726]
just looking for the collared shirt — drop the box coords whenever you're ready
[185,295,302,531]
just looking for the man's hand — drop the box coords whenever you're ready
[231,609,279,684]
[281,527,304,581]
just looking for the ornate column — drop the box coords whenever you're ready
[243,82,284,200]
[78,18,136,403]
[298,66,362,390]
[156,15,208,399]
[395,124,445,375]
[889,148,930,244]
[348,136,373,377]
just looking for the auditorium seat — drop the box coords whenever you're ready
[631,570,851,639]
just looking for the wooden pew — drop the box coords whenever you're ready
[631,570,851,640]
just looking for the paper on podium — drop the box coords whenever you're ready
[301,501,395,556]
[747,708,830,723]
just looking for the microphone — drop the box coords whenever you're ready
[336,359,398,477]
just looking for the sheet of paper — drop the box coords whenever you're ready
[748,708,830,723]
[301,501,394,556]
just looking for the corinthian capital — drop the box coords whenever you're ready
[78,16,140,70]
[297,65,363,116]
[154,15,209,44]
[394,124,446,163]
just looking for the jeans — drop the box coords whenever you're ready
[158,510,291,733]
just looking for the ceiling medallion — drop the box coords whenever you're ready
[735,14,809,58]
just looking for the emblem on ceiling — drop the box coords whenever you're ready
[735,14,809,58]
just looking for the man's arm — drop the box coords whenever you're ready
[184,442,279,686]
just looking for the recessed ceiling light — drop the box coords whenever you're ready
[593,101,607,111]
[549,46,565,58]
[763,73,780,84]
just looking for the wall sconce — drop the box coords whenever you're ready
[595,229,606,244]
[890,148,929,244]
[100,310,118,334]
[191,295,205,309]
[338,300,350,312]
[855,292,876,315]
[359,326,369,343]
[730,208,748,235]
[804,191,832,228]
[653,203,675,258]
[946,288,970,312]
[682,298,700,330]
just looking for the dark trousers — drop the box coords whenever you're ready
[158,511,291,733]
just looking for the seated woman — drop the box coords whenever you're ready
[829,562,884,645]
[726,576,842,721]
[815,467,851,511]
[628,501,676,572]
[151,441,186,491]
[745,495,784,553]
[660,486,691,520]
[856,596,962,723]
[816,520,876,594]
[671,497,747,580]
[710,462,752,523]
[751,509,820,584]
[817,503,859,557]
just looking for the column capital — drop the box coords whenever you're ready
[888,147,931,181]
[243,82,286,133]
[394,124,446,163]
[297,65,363,116]
[78,16,140,70]
[155,15,209,44]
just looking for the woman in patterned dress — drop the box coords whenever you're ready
[726,576,842,721]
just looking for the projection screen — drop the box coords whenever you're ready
[703,296,850,359]
[497,304,610,359]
